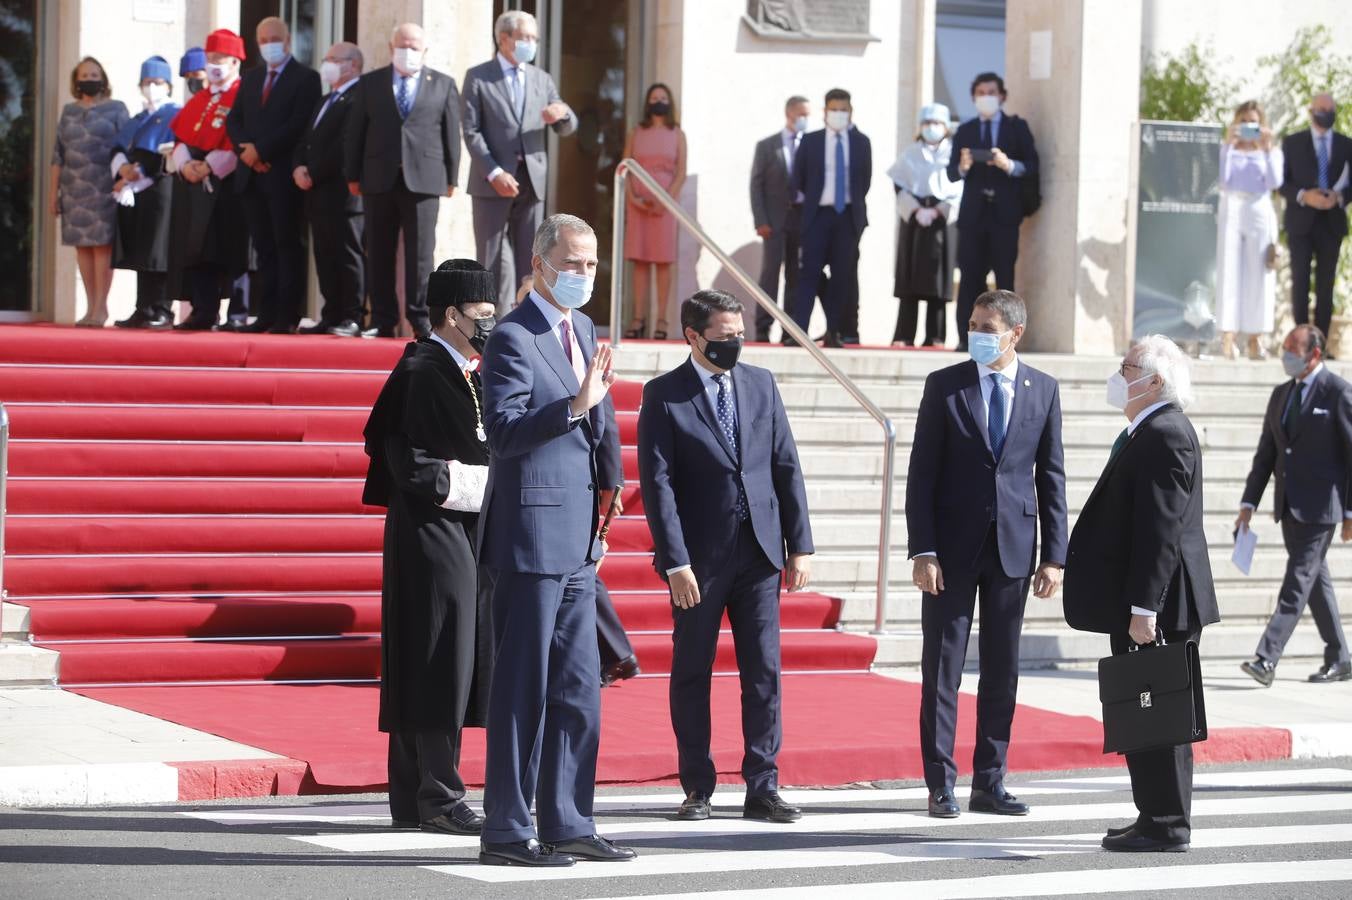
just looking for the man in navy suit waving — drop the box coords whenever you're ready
[906,289,1067,819]
[638,289,814,825]
[477,214,635,868]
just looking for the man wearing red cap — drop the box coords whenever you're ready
[166,28,250,330]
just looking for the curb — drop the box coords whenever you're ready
[1,724,1341,807]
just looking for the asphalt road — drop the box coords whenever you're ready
[4,757,1352,899]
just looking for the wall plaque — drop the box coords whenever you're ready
[742,0,879,43]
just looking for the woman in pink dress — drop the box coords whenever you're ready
[622,83,686,339]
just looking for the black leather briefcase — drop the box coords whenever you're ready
[1098,639,1207,755]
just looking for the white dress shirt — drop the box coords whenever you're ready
[665,358,738,577]
[819,127,852,207]
[427,330,472,371]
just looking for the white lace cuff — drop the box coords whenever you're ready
[440,461,488,512]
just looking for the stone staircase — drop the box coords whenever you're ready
[616,344,1352,670]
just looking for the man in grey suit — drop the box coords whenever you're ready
[750,95,813,343]
[1238,325,1352,686]
[462,10,578,314]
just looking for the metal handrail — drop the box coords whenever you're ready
[0,403,8,602]
[609,159,897,634]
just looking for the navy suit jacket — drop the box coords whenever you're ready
[946,113,1038,228]
[637,361,813,580]
[478,296,615,574]
[792,126,872,236]
[225,59,322,192]
[906,358,1067,578]
[1279,128,1352,238]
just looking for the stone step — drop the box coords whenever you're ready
[864,622,1343,670]
[0,642,59,687]
[1,602,31,641]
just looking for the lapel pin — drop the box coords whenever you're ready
[1023,379,1030,387]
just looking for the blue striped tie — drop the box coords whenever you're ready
[1318,134,1330,190]
[988,373,1007,460]
[833,133,846,214]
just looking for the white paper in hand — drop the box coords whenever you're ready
[1232,523,1258,575]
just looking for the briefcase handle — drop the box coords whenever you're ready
[1128,632,1167,652]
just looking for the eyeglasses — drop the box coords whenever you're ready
[1119,362,1143,377]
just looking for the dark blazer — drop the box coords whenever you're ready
[460,58,576,198]
[225,58,322,191]
[906,359,1067,579]
[750,131,794,232]
[478,296,614,575]
[946,113,1038,228]
[343,65,461,196]
[1279,128,1352,237]
[1242,367,1352,526]
[1063,405,1221,635]
[293,84,360,188]
[792,126,872,236]
[637,361,813,580]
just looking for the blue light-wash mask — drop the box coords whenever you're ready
[968,330,1009,366]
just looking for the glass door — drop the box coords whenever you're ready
[1,0,40,315]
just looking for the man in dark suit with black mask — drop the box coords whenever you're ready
[1063,334,1220,854]
[225,16,321,333]
[947,72,1038,352]
[638,289,814,825]
[293,42,365,337]
[906,289,1066,821]
[345,22,461,339]
[1280,93,1352,341]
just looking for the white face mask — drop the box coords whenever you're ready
[1105,370,1155,410]
[392,47,423,75]
[141,82,170,105]
[258,41,287,66]
[205,62,231,84]
[974,94,1001,117]
[920,123,946,144]
[320,60,343,86]
[792,115,808,133]
[825,109,850,132]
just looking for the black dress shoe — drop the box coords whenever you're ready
[954,341,968,353]
[142,312,173,330]
[601,655,640,686]
[114,310,148,328]
[743,790,802,823]
[362,326,397,339]
[267,323,299,335]
[969,786,1029,816]
[928,790,960,818]
[237,319,276,334]
[479,838,575,867]
[1241,657,1276,687]
[326,319,362,338]
[1101,828,1189,852]
[422,802,484,835]
[821,332,844,349]
[547,833,637,861]
[675,792,711,821]
[1105,822,1138,838]
[1309,661,1352,683]
[391,819,420,829]
[299,321,333,335]
[173,317,217,331]
[780,336,800,347]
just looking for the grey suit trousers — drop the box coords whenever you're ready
[1256,515,1349,665]
[473,161,543,315]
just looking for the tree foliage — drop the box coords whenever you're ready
[1139,42,1237,125]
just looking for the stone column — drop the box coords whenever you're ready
[1004,0,1141,354]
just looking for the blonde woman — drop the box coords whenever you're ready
[1216,100,1282,359]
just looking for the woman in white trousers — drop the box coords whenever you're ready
[1215,100,1282,359]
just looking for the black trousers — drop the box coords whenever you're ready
[240,174,307,328]
[1287,223,1343,338]
[756,205,825,341]
[894,298,946,345]
[919,523,1030,794]
[1109,626,1201,844]
[365,180,439,333]
[134,271,170,319]
[595,577,635,668]
[1256,515,1348,666]
[669,519,782,798]
[387,729,465,823]
[306,183,365,326]
[794,206,859,338]
[956,214,1020,344]
[186,264,228,324]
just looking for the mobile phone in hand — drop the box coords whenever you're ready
[970,148,994,164]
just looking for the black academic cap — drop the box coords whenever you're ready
[427,258,495,310]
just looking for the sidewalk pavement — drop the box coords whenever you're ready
[3,660,1349,808]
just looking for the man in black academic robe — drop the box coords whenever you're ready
[362,259,499,835]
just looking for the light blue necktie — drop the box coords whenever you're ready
[833,133,847,214]
[1317,134,1330,190]
[396,75,411,120]
[713,375,749,521]
[988,372,1008,460]
[509,67,524,119]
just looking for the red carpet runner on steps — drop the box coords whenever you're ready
[1,324,1115,791]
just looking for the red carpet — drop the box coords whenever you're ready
[74,675,1119,790]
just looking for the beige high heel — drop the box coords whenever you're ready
[1220,332,1237,359]
[1247,335,1268,360]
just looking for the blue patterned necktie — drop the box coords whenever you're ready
[988,372,1008,460]
[981,118,992,149]
[833,132,847,214]
[510,67,524,119]
[396,75,411,120]
[713,374,749,520]
[1318,133,1330,190]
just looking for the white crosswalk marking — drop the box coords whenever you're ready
[179,767,1352,896]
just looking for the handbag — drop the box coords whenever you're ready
[1097,636,1207,755]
